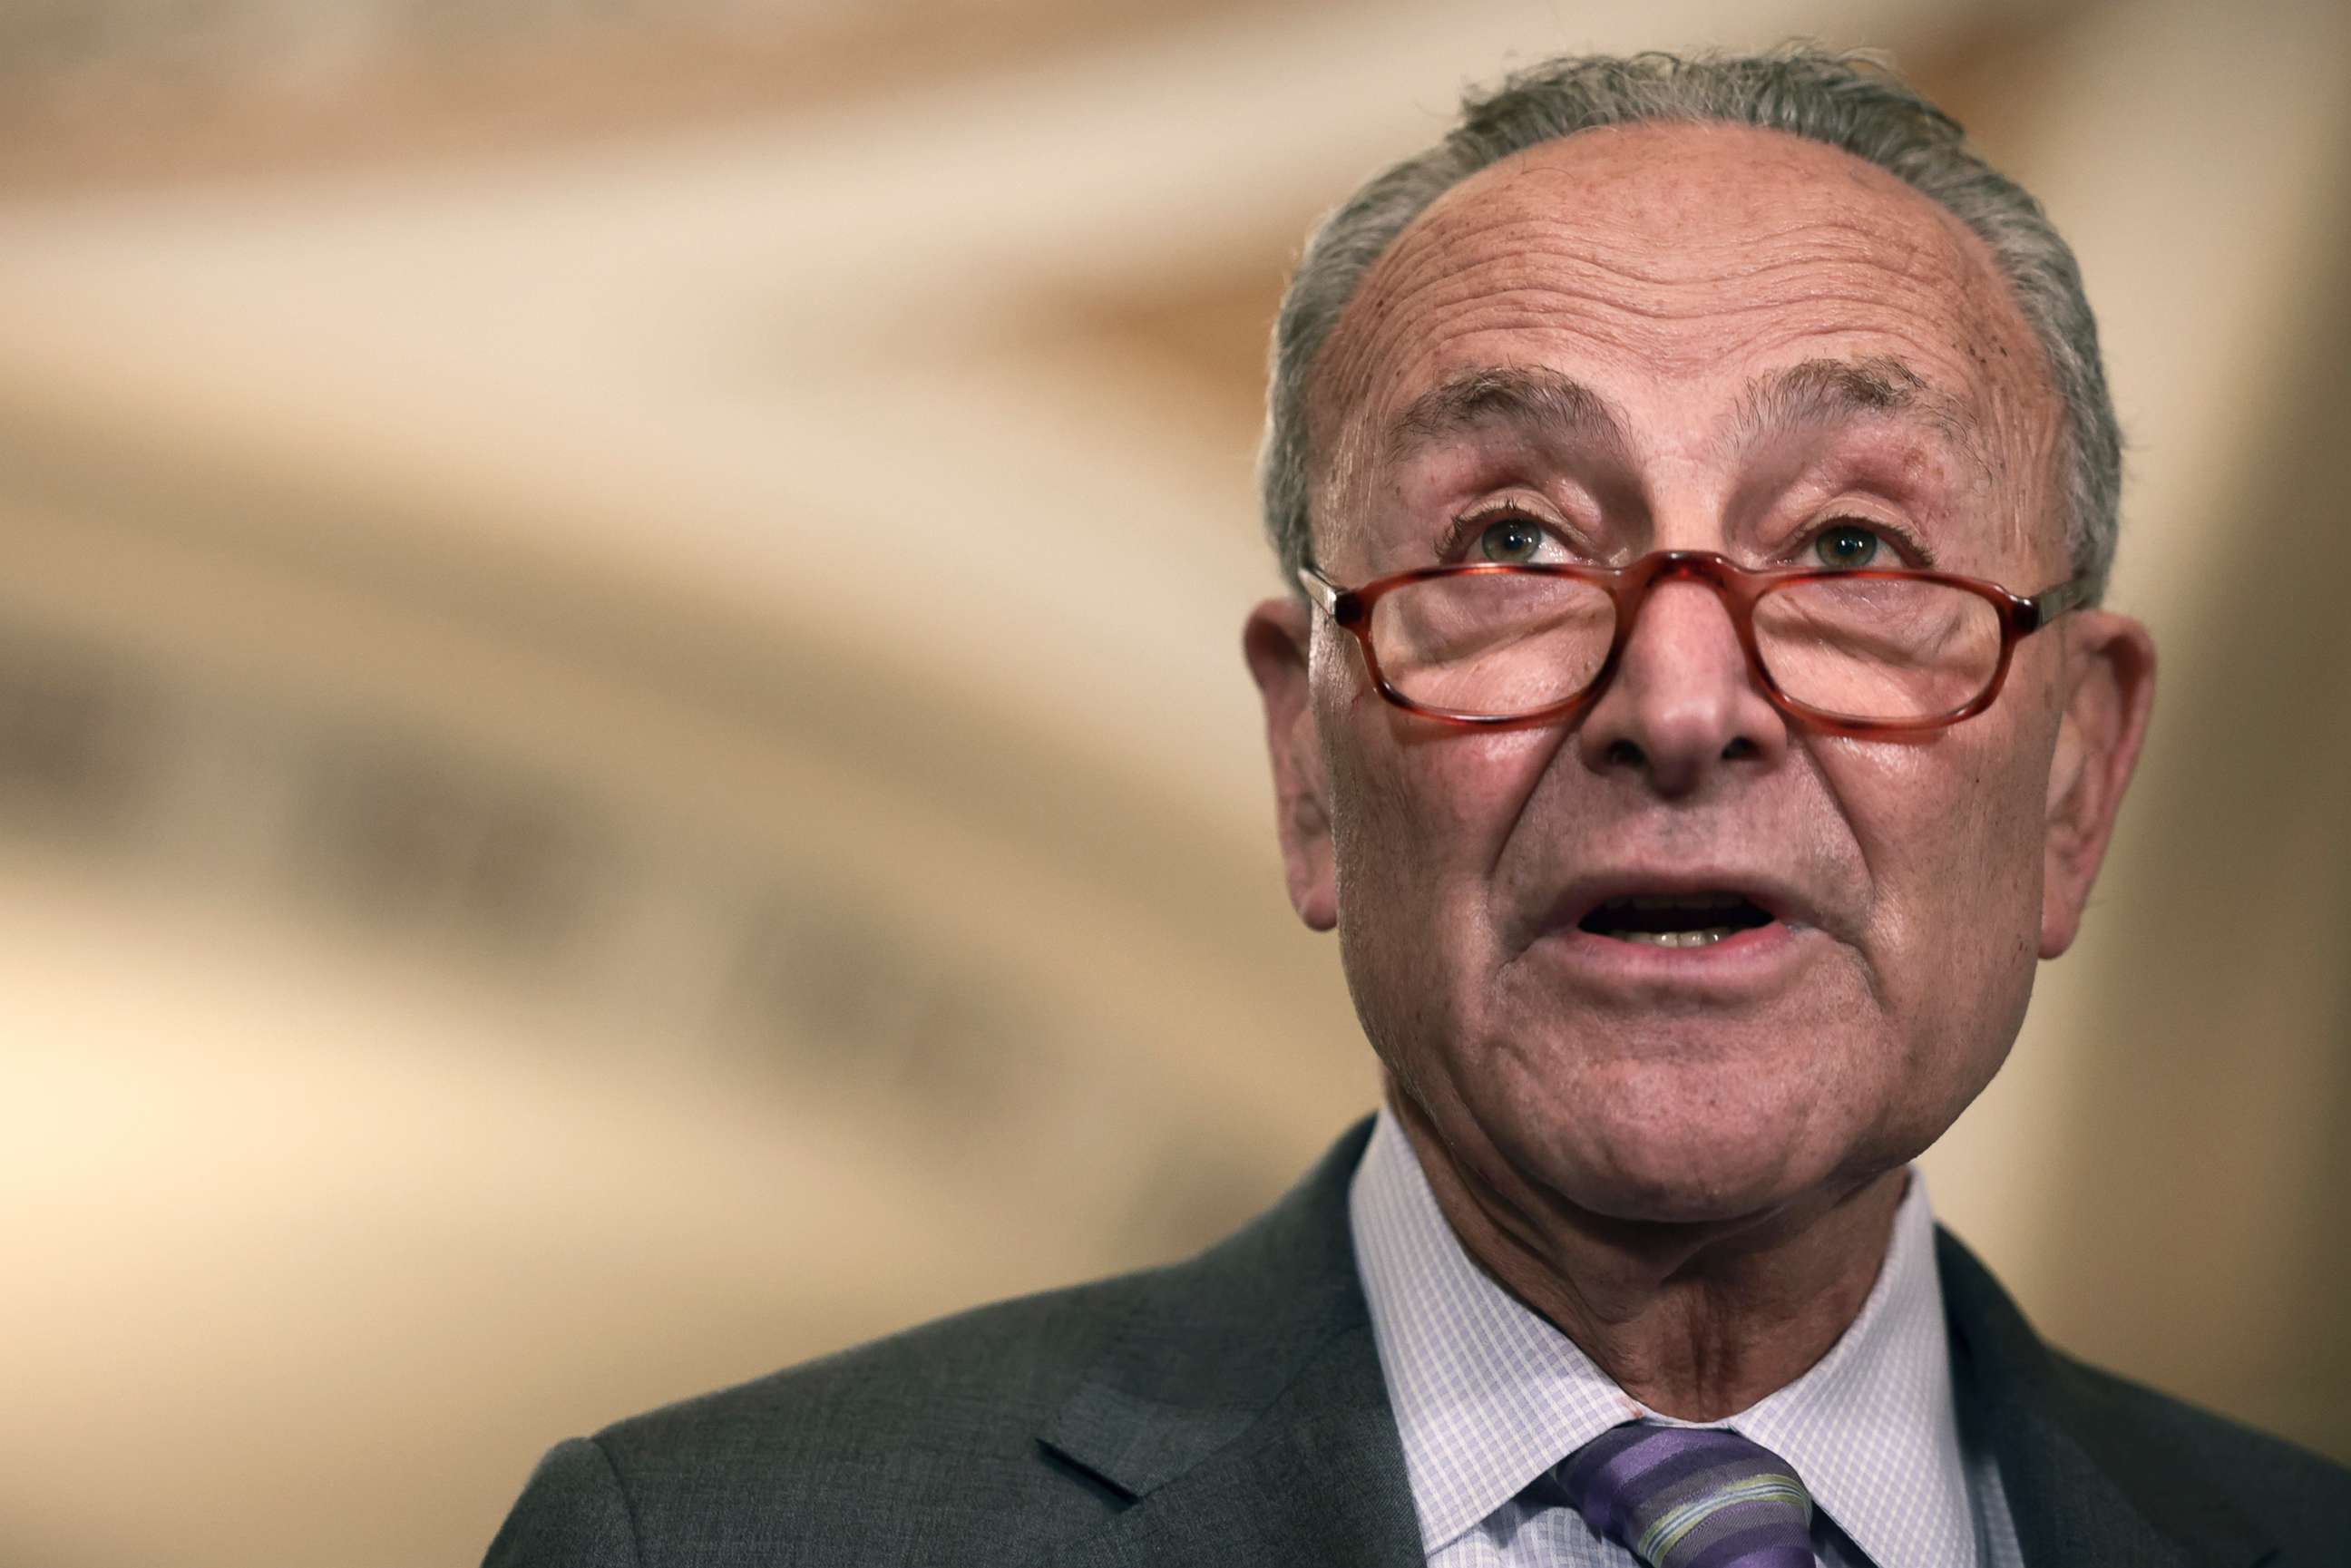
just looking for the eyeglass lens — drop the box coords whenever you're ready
[1370,572,2005,722]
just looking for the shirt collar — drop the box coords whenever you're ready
[1349,1106,1978,1568]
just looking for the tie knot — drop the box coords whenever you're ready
[1557,1422,1814,1568]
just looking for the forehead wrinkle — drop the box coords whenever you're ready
[1323,211,2012,435]
[1372,206,1975,322]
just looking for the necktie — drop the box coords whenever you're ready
[1556,1422,1816,1568]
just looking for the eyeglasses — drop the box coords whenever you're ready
[1298,550,2089,735]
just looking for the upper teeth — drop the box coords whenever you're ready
[1614,928,1737,948]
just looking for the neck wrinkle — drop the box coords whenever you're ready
[1387,1080,1906,1421]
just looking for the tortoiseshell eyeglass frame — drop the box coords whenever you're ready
[1296,549,2091,736]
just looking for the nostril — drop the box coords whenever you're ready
[1722,736,1758,761]
[1605,738,1644,769]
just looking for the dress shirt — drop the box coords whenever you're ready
[1349,1108,2026,1568]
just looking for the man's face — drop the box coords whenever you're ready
[1247,123,2153,1228]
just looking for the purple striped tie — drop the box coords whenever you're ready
[1556,1422,1816,1568]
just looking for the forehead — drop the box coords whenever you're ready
[1310,122,2053,526]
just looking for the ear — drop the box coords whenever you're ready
[1244,597,1339,931]
[2040,609,2157,958]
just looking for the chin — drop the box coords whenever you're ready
[1480,1057,1851,1227]
[1558,1132,1818,1225]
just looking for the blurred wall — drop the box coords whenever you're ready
[0,1,2345,1564]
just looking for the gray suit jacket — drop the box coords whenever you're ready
[487,1120,2351,1566]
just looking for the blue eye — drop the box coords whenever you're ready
[1811,522,1883,570]
[1478,516,1546,563]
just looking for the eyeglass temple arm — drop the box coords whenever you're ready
[1296,564,1351,621]
[2024,577,2092,630]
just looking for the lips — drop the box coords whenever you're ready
[1542,872,1815,953]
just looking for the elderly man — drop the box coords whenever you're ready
[488,49,2349,1568]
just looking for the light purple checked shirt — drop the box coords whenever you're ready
[1349,1109,2028,1568]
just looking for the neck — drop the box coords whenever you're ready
[1387,1085,1906,1422]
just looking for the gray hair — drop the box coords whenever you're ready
[1260,47,2120,601]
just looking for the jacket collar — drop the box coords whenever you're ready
[1033,1117,1420,1568]
[1937,1229,2272,1568]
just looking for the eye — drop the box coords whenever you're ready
[1475,512,1551,564]
[1438,501,1583,566]
[1810,521,1886,570]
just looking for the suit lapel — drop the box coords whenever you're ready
[1936,1229,2271,1568]
[1032,1119,1421,1568]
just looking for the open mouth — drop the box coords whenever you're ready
[1576,892,1777,949]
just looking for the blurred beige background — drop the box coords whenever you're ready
[0,1,2345,1564]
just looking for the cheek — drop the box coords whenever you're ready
[1827,725,2048,1006]
[1317,683,1564,1050]
[1313,633,1554,879]
[1332,714,1558,898]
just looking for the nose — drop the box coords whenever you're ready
[1575,576,1789,796]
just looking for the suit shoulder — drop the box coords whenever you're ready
[544,1269,1157,1565]
[606,1265,1152,1457]
[2053,1351,2351,1549]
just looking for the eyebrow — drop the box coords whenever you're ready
[1373,355,1989,479]
[1727,355,1985,462]
[1380,365,1633,464]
